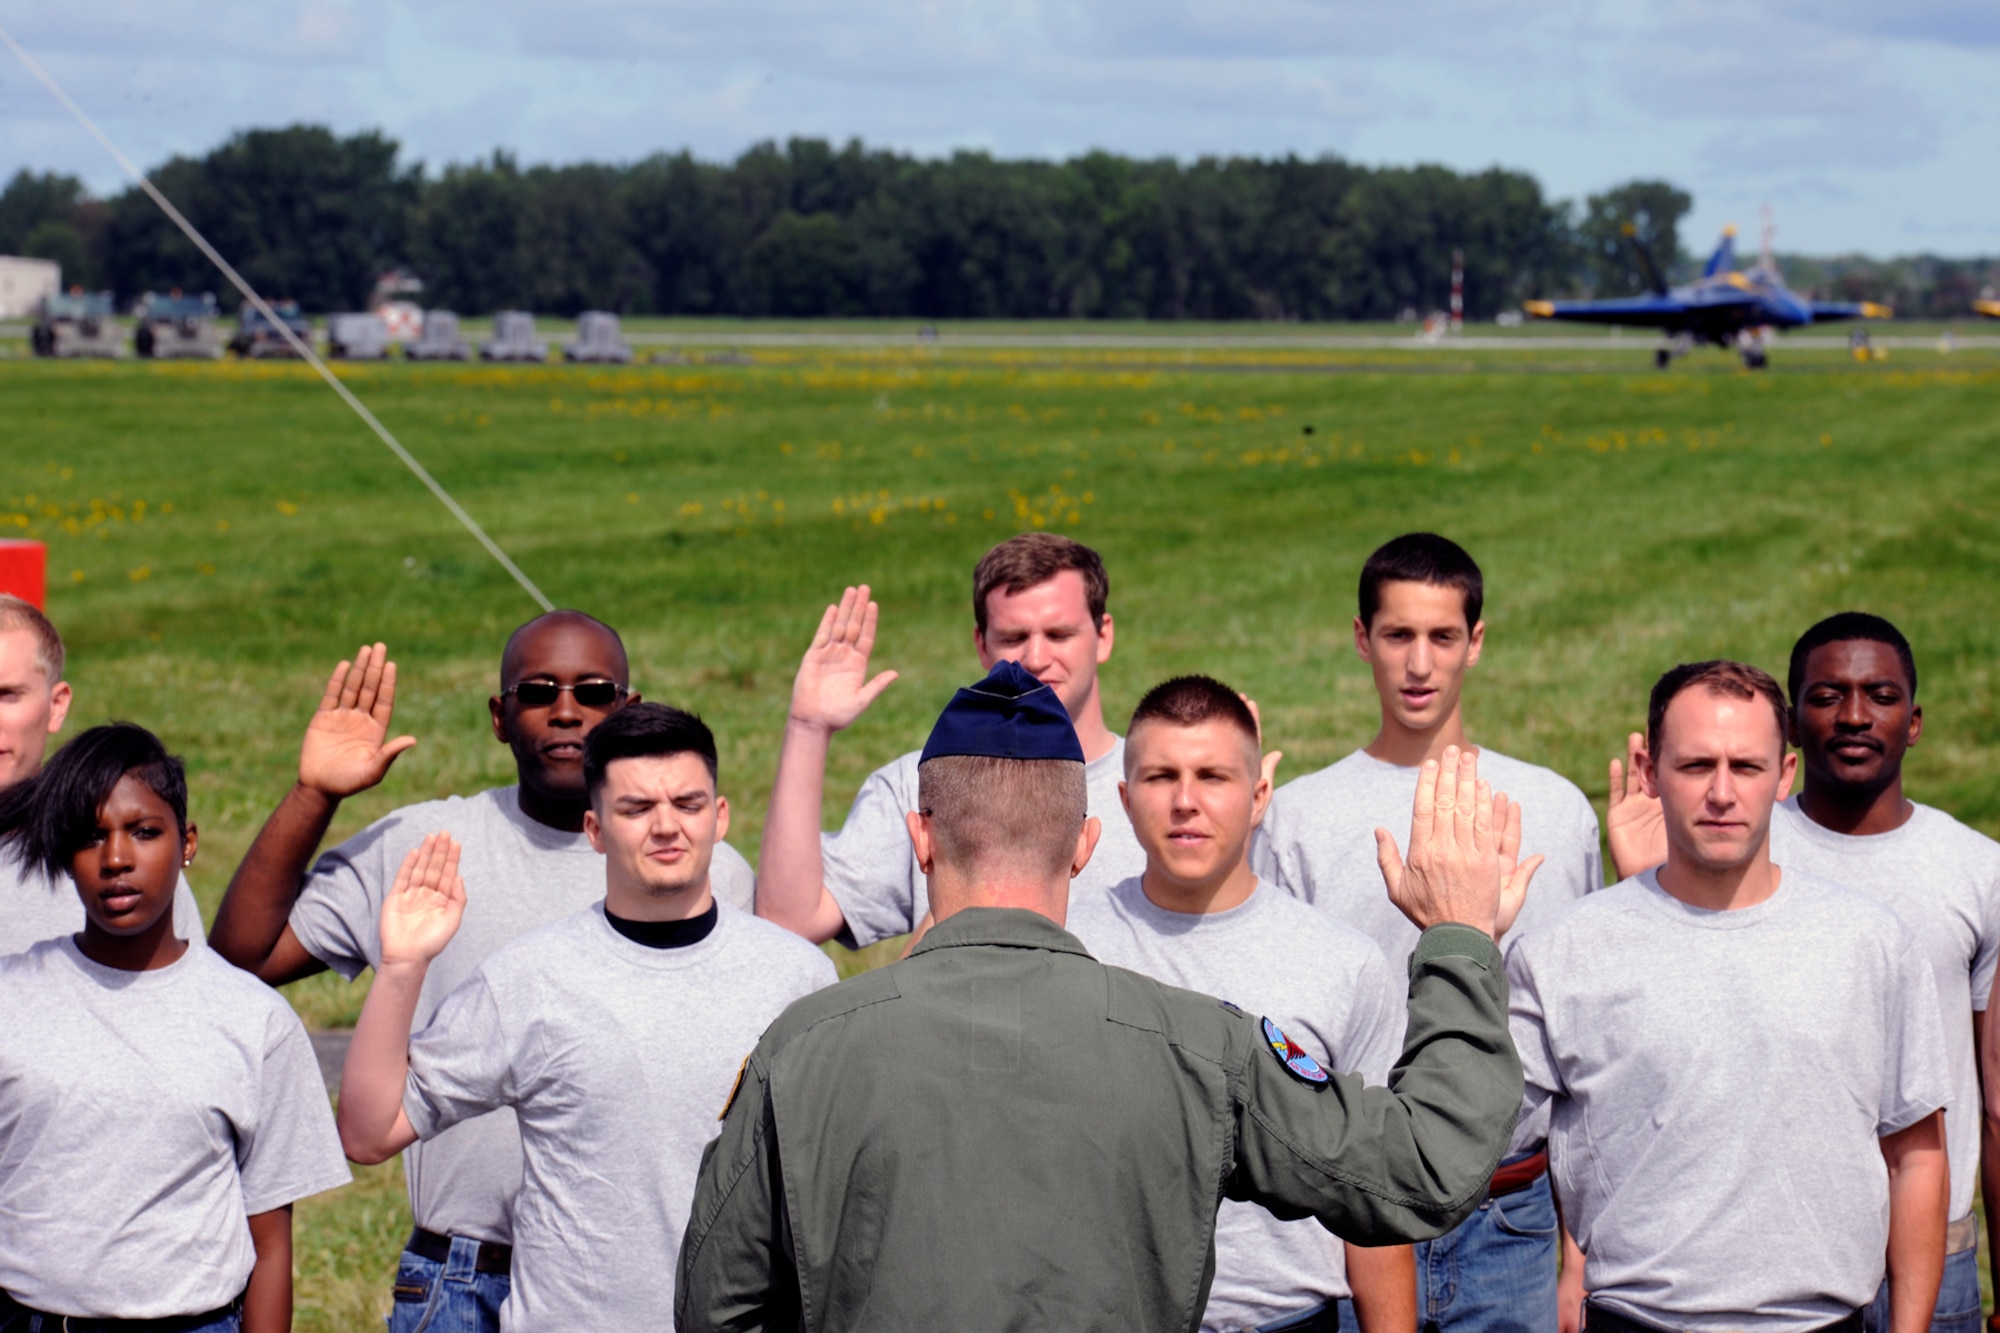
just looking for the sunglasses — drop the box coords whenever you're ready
[503,680,628,709]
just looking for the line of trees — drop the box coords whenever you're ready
[2,126,1988,320]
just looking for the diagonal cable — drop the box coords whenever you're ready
[0,21,555,612]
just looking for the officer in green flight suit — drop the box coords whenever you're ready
[677,660,1537,1333]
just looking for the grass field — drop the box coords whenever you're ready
[6,334,2000,1325]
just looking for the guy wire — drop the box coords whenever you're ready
[0,22,556,612]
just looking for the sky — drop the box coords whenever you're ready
[4,0,1996,257]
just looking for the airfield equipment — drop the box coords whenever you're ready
[31,290,121,359]
[229,301,314,358]
[564,311,633,363]
[327,312,392,360]
[1523,225,1891,369]
[133,291,222,359]
[406,310,471,360]
[481,311,548,362]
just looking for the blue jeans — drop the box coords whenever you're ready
[1863,1241,1981,1333]
[386,1237,510,1333]
[1405,1172,1559,1333]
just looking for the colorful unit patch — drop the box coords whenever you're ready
[1262,1016,1330,1088]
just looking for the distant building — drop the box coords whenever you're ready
[0,257,61,320]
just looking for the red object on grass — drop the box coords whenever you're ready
[0,541,47,610]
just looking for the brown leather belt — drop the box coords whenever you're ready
[1486,1149,1548,1199]
[407,1227,512,1275]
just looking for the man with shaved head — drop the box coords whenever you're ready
[211,610,755,1333]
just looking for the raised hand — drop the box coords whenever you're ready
[300,644,418,799]
[1606,730,1667,880]
[1493,795,1546,938]
[1240,693,1284,791]
[1375,746,1505,938]
[789,586,899,734]
[379,833,466,968]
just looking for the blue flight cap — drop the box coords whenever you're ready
[919,660,1085,764]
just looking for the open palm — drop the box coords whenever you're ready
[790,586,899,732]
[380,833,466,967]
[1607,731,1668,879]
[301,643,418,798]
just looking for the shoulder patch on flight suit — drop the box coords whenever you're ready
[719,1055,750,1121]
[1261,1016,1329,1088]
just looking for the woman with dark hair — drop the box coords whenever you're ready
[0,723,349,1333]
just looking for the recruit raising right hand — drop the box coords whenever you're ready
[379,833,466,968]
[790,586,899,734]
[1606,730,1667,880]
[1375,746,1542,940]
[300,643,418,799]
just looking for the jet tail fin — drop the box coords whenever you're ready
[1702,226,1738,278]
[1621,223,1669,296]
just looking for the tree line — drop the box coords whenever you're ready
[1,125,1987,321]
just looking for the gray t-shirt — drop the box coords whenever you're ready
[1,855,204,957]
[288,783,758,1244]
[824,737,1147,949]
[403,901,836,1330]
[0,937,349,1318]
[1769,797,2000,1220]
[1509,868,1951,1332]
[1254,747,1603,969]
[1066,877,1402,1331]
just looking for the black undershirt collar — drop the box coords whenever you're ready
[604,901,718,949]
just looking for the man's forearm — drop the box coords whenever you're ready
[1883,1118,1948,1333]
[1344,1242,1416,1333]
[337,959,426,1164]
[243,1207,293,1333]
[755,719,844,942]
[212,783,340,974]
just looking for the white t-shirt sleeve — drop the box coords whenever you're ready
[404,973,527,1138]
[239,1007,352,1215]
[1579,801,1605,893]
[820,764,920,948]
[290,829,393,980]
[709,842,758,915]
[1879,932,1952,1136]
[1972,854,2000,1015]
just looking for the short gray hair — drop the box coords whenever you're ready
[918,755,1086,881]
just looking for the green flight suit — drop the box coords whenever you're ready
[676,906,1521,1333]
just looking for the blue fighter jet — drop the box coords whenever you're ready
[1524,225,1891,369]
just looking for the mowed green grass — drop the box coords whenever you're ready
[6,341,2000,1325]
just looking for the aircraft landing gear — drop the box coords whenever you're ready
[1740,345,1768,370]
[1655,347,1672,370]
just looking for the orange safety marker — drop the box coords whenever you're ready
[0,541,46,609]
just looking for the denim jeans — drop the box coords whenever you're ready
[1863,1240,1981,1333]
[385,1236,510,1333]
[1396,1171,1559,1333]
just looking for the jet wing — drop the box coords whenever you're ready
[1973,300,2000,319]
[1522,292,1758,330]
[1807,301,1893,324]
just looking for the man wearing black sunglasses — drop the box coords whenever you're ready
[211,609,756,1333]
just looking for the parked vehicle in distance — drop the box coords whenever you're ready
[327,312,392,360]
[565,311,634,363]
[229,301,314,359]
[31,289,121,359]
[133,291,222,359]
[481,310,548,362]
[405,309,471,361]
